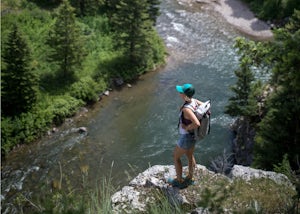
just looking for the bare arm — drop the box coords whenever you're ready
[181,108,200,131]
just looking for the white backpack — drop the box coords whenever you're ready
[184,100,211,140]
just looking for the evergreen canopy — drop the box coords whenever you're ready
[47,0,85,82]
[1,24,38,117]
[226,10,300,170]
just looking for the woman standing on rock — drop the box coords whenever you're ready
[168,83,203,189]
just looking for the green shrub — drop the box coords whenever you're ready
[69,77,99,103]
[51,95,84,125]
[284,0,300,18]
[147,30,166,69]
[1,108,54,154]
[79,16,115,80]
[1,117,17,154]
[259,0,283,20]
[273,154,293,180]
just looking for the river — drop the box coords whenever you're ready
[1,0,242,212]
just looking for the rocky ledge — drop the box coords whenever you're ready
[111,164,296,213]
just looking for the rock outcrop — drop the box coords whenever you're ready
[111,164,295,213]
[231,117,255,166]
[230,86,274,166]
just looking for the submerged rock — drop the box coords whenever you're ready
[78,127,87,133]
[103,90,110,96]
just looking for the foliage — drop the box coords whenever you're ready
[192,171,297,213]
[225,37,271,123]
[273,155,300,209]
[260,0,283,20]
[1,95,83,154]
[1,24,38,117]
[47,0,85,83]
[1,111,51,154]
[259,0,300,21]
[273,154,293,180]
[1,3,54,79]
[233,37,272,69]
[69,0,105,16]
[147,0,161,26]
[2,162,298,213]
[147,189,182,213]
[224,55,256,118]
[197,183,230,213]
[69,77,99,103]
[50,95,84,125]
[1,0,165,153]
[1,117,17,154]
[7,165,116,214]
[226,10,300,171]
[242,0,300,21]
[228,178,296,213]
[254,10,300,170]
[144,29,167,70]
[11,164,88,214]
[86,176,115,214]
[109,0,164,78]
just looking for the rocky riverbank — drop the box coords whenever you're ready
[111,164,296,213]
[179,0,273,40]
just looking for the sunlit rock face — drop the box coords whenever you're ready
[111,164,294,213]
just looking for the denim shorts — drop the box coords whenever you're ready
[177,133,196,150]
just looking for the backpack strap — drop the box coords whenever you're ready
[178,100,195,129]
[204,100,211,134]
[183,99,197,112]
[207,99,211,134]
[208,114,211,134]
[178,101,188,129]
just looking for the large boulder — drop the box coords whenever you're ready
[111,164,295,213]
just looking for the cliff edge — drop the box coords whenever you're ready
[111,164,296,213]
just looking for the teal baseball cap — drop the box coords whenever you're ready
[176,83,195,98]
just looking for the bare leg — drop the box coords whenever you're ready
[173,145,186,182]
[186,146,196,179]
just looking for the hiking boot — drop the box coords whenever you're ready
[184,176,195,185]
[167,178,188,189]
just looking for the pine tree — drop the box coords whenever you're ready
[1,25,38,117]
[105,0,119,21]
[225,57,255,118]
[47,0,84,82]
[147,0,161,25]
[70,0,104,16]
[110,0,154,67]
[254,10,300,169]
